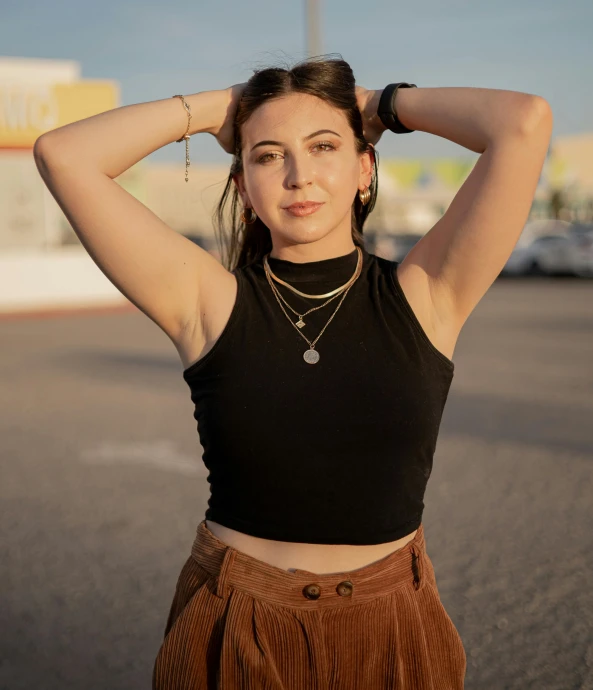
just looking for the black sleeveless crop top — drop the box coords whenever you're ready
[182,245,454,545]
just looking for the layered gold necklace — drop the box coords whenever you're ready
[263,247,363,364]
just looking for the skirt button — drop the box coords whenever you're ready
[303,583,321,600]
[336,580,354,596]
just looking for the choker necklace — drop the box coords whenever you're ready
[263,247,361,299]
[263,247,363,364]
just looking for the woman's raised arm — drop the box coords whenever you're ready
[34,86,244,177]
[33,86,244,349]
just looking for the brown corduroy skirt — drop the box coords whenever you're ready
[152,520,466,689]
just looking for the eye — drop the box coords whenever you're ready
[314,141,337,153]
[256,151,281,164]
[256,141,337,164]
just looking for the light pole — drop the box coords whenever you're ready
[306,0,322,57]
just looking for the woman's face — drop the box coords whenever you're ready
[234,92,373,253]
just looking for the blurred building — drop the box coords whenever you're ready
[2,55,593,254]
[0,56,119,252]
[1,55,592,312]
[0,56,124,311]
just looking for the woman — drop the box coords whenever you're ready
[34,55,553,689]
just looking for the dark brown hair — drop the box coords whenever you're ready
[213,53,379,271]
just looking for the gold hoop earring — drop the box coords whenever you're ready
[358,186,371,206]
[240,207,257,224]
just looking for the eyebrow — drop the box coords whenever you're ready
[249,129,342,153]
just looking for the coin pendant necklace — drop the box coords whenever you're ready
[304,348,320,364]
[267,274,356,364]
[263,247,363,364]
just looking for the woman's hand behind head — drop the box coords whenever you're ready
[208,82,248,155]
[356,86,387,146]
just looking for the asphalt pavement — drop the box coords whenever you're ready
[1,275,592,690]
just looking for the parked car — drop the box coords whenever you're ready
[568,221,593,238]
[503,233,576,276]
[568,228,593,277]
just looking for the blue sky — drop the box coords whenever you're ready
[2,0,592,165]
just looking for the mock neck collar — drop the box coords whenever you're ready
[263,246,366,283]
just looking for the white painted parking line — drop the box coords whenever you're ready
[80,440,205,476]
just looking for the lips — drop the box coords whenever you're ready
[285,201,323,210]
[283,201,324,217]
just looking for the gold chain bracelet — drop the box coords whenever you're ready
[173,94,192,182]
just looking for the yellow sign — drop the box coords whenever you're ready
[382,160,425,189]
[431,159,474,187]
[381,158,475,190]
[0,80,119,149]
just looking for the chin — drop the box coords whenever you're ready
[272,226,335,247]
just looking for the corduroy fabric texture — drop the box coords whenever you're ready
[152,520,466,689]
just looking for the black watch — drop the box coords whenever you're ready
[377,83,417,134]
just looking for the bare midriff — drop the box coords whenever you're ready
[205,520,418,575]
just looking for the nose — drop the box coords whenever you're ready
[285,153,314,189]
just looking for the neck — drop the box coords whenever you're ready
[268,238,357,263]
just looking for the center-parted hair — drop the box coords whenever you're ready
[213,53,380,271]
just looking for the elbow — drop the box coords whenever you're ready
[33,136,73,177]
[517,96,553,137]
[33,134,49,159]
[33,134,59,163]
[33,135,54,173]
[33,137,50,177]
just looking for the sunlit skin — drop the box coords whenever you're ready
[232,92,374,262]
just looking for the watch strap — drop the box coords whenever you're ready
[377,82,417,134]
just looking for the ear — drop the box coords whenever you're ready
[358,144,375,189]
[232,173,249,206]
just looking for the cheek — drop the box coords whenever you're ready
[244,168,276,204]
[321,163,359,199]
[322,154,358,180]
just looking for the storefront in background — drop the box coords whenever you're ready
[1,56,591,254]
[0,56,121,251]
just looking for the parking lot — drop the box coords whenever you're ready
[1,275,592,690]
[368,219,593,279]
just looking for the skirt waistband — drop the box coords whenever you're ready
[190,520,430,609]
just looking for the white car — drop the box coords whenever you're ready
[568,228,593,277]
[503,233,576,276]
